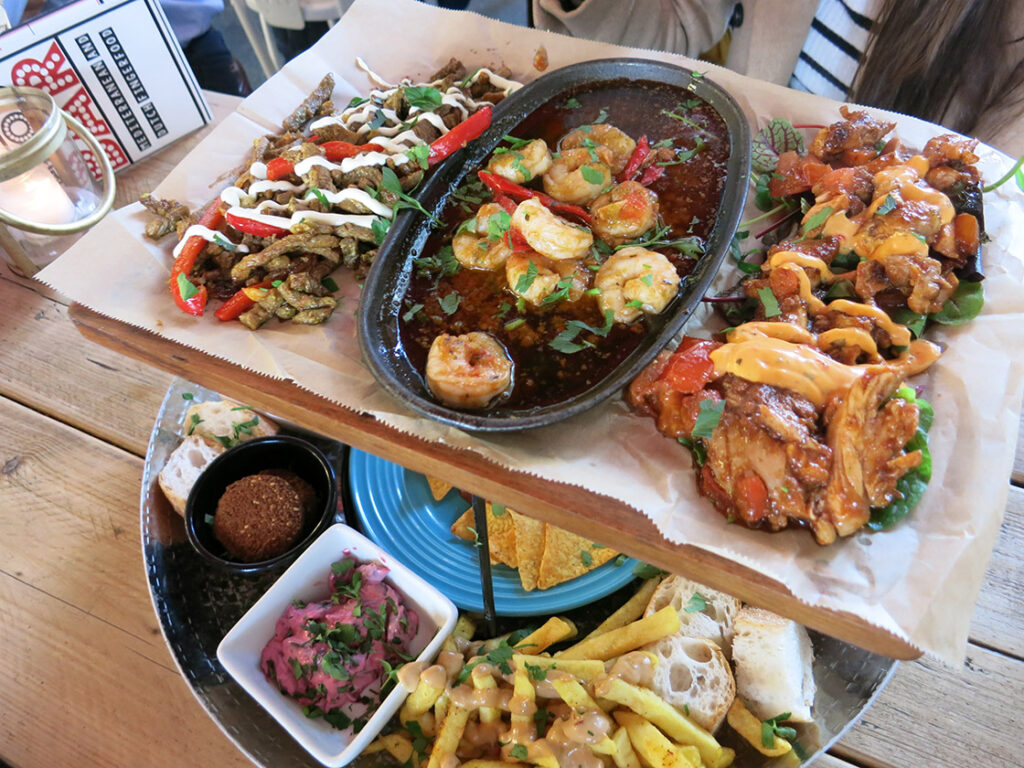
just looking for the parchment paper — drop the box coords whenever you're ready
[39,0,1024,663]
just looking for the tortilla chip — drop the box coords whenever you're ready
[485,502,518,568]
[510,511,544,591]
[537,527,618,590]
[449,504,518,567]
[426,475,453,501]
[450,508,475,541]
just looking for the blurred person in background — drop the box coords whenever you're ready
[532,0,1024,156]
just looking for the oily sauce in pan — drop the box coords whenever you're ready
[400,79,730,410]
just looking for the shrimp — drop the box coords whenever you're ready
[425,332,513,409]
[542,148,612,206]
[511,197,593,261]
[452,202,513,270]
[486,139,552,184]
[589,181,659,246]
[506,252,591,306]
[561,124,636,175]
[595,246,680,323]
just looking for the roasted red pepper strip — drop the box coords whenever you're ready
[215,280,274,322]
[428,105,492,166]
[169,199,223,316]
[492,190,518,215]
[225,211,289,238]
[477,171,593,225]
[504,228,533,252]
[265,157,295,181]
[321,141,384,161]
[618,135,651,182]
[637,163,665,186]
[659,338,721,394]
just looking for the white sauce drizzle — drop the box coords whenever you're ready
[173,225,250,259]
[224,205,379,232]
[302,187,393,217]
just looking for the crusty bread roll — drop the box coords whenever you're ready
[183,399,278,448]
[644,575,743,654]
[644,634,735,733]
[731,606,815,722]
[157,435,224,516]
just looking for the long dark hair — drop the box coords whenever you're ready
[850,0,1024,136]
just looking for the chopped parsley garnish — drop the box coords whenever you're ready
[176,273,199,300]
[308,187,330,207]
[509,744,529,761]
[876,193,897,215]
[367,108,386,131]
[633,562,668,579]
[402,303,424,322]
[515,259,539,293]
[684,592,707,613]
[564,96,582,109]
[504,318,525,331]
[525,663,548,681]
[404,85,443,111]
[691,399,725,439]
[439,292,461,315]
[347,96,368,109]
[757,286,781,317]
[761,713,797,748]
[371,216,390,245]
[405,143,430,170]
[800,205,834,238]
[581,550,594,567]
[580,164,604,185]
[594,107,609,123]
[378,166,440,225]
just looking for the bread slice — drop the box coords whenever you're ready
[183,399,278,448]
[644,575,742,654]
[731,606,815,722]
[644,634,735,733]
[157,435,224,516]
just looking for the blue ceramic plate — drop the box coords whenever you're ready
[347,449,640,615]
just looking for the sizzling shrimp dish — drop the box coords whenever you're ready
[400,80,732,411]
[630,107,986,544]
[142,59,520,329]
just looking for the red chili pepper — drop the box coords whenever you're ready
[477,171,593,225]
[214,280,273,322]
[321,141,385,162]
[492,190,518,215]
[618,135,651,182]
[637,163,665,186]
[225,211,289,238]
[169,199,223,316]
[504,228,533,252]
[428,105,492,166]
[265,157,295,181]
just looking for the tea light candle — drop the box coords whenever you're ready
[0,163,77,226]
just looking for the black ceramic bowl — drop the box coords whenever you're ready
[184,435,339,574]
[359,58,751,432]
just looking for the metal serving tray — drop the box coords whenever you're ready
[141,378,895,767]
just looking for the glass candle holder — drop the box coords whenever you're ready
[0,86,115,276]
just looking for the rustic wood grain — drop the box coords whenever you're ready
[0,265,170,456]
[834,645,1024,768]
[969,486,1024,657]
[0,397,250,768]
[69,302,924,661]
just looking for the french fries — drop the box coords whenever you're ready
[614,711,698,768]
[363,732,414,763]
[726,698,792,757]
[425,701,470,768]
[512,654,606,682]
[517,616,577,654]
[558,606,680,660]
[400,673,446,723]
[472,665,501,724]
[595,676,730,768]
[611,726,642,768]
[583,578,662,641]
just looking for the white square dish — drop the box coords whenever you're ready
[217,522,458,766]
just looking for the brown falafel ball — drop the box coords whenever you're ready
[214,474,305,561]
[259,468,317,519]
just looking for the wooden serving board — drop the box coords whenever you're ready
[70,302,920,660]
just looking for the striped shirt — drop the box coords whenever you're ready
[790,0,879,101]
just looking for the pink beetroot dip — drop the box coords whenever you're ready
[260,556,419,731]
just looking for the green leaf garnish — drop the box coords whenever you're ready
[691,399,725,439]
[402,303,423,322]
[876,194,897,215]
[371,216,390,245]
[515,259,539,294]
[405,143,430,170]
[684,592,707,613]
[580,164,604,185]
[580,550,594,567]
[565,96,581,109]
[404,85,443,111]
[176,272,199,300]
[757,286,781,318]
[800,205,834,237]
[633,562,668,579]
[439,292,461,315]
[509,744,529,761]
[928,281,983,325]
[761,713,797,748]
[751,118,805,174]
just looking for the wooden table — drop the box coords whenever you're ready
[1,90,1022,768]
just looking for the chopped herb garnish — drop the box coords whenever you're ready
[800,205,834,237]
[181,392,194,401]
[405,143,430,170]
[371,216,390,245]
[580,550,594,567]
[515,259,539,293]
[580,164,604,185]
[633,562,668,579]
[525,663,548,681]
[404,85,443,111]
[691,399,725,439]
[439,292,461,315]
[308,187,330,207]
[565,96,581,109]
[594,107,609,123]
[876,193,897,215]
[761,713,797,748]
[402,303,424,322]
[509,744,529,761]
[176,273,199,301]
[367,108,386,131]
[757,286,781,317]
[684,592,707,613]
[504,318,526,330]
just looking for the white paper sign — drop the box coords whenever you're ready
[0,0,211,174]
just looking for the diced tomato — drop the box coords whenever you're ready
[225,211,289,238]
[698,464,734,512]
[735,473,770,523]
[953,212,980,260]
[770,151,830,198]
[659,339,721,394]
[265,157,295,181]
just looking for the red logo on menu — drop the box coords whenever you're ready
[10,41,129,173]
